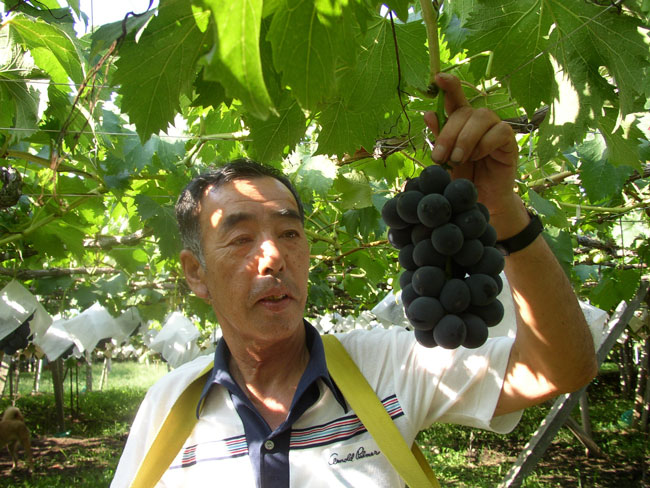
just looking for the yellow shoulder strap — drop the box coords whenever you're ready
[130,336,441,488]
[321,334,440,488]
[129,361,213,488]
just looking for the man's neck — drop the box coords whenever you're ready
[226,327,310,430]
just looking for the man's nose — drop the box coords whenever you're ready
[258,237,285,276]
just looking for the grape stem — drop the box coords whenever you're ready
[419,0,442,87]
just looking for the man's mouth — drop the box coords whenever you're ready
[261,294,288,302]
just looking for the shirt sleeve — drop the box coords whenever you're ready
[339,326,522,435]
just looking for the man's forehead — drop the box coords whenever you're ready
[200,177,299,229]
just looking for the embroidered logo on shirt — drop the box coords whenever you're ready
[328,446,382,465]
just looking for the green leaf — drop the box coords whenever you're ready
[589,268,642,311]
[3,80,39,140]
[334,171,373,210]
[526,189,569,228]
[542,228,574,271]
[342,206,381,237]
[134,195,181,259]
[202,0,276,120]
[9,15,83,86]
[246,96,306,162]
[463,0,555,115]
[267,0,340,110]
[90,10,156,55]
[290,154,338,199]
[205,0,277,120]
[596,109,644,171]
[383,1,412,22]
[113,0,212,141]
[578,137,635,202]
[317,99,394,157]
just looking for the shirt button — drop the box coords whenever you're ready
[264,440,275,451]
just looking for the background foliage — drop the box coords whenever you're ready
[0,0,648,329]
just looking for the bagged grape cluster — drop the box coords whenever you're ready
[382,165,505,349]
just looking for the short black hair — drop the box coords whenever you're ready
[175,159,304,265]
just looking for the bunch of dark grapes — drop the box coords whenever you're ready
[382,166,505,349]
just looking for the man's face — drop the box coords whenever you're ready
[192,177,310,344]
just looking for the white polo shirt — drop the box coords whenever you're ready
[112,325,520,487]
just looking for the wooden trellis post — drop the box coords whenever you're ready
[499,283,649,488]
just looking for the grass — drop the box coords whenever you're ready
[1,361,648,487]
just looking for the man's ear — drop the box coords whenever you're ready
[180,249,210,300]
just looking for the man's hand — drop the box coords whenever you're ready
[423,73,519,222]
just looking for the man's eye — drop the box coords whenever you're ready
[231,236,251,245]
[283,230,300,238]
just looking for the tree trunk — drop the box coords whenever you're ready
[0,352,9,398]
[633,336,649,429]
[618,339,635,398]
[85,351,93,392]
[32,358,42,393]
[51,358,66,432]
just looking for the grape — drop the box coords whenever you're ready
[465,273,499,306]
[404,177,421,192]
[398,244,418,270]
[411,266,446,297]
[443,178,478,214]
[388,226,413,249]
[411,224,433,245]
[468,299,504,327]
[431,223,464,256]
[389,173,506,349]
[470,246,505,276]
[478,224,497,247]
[476,202,490,223]
[399,269,414,289]
[417,193,451,228]
[401,284,419,309]
[381,197,409,229]
[406,296,445,330]
[493,273,503,294]
[419,165,451,195]
[452,239,484,267]
[396,191,424,224]
[433,315,467,349]
[413,239,447,268]
[439,278,471,313]
[453,207,487,239]
[461,313,489,349]
[414,328,437,348]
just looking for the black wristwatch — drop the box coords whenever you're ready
[495,211,544,256]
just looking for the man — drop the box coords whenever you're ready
[112,73,597,487]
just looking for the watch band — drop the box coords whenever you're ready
[495,211,544,256]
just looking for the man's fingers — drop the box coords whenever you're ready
[435,72,470,114]
[469,121,519,165]
[432,107,501,165]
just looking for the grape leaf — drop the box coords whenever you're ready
[113,0,212,141]
[3,80,39,140]
[290,154,338,199]
[589,268,642,311]
[9,15,83,86]
[578,137,635,203]
[246,96,306,163]
[463,0,554,115]
[333,171,374,210]
[527,189,569,228]
[202,0,276,120]
[267,0,340,110]
[317,98,395,157]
